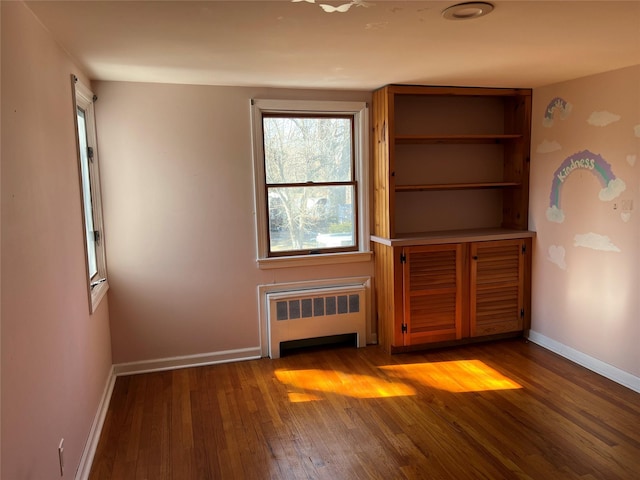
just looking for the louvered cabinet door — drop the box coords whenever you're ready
[403,244,463,345]
[470,239,524,337]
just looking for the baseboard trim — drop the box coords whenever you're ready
[527,330,640,394]
[75,367,116,480]
[113,346,263,376]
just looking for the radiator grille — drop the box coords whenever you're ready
[276,294,360,321]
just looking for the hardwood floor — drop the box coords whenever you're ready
[89,339,640,479]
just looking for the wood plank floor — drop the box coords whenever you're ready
[89,339,640,479]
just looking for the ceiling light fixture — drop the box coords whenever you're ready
[442,2,494,20]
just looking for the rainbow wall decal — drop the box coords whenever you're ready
[547,149,626,223]
[543,97,572,127]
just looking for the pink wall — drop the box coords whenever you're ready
[1,2,113,478]
[530,65,639,378]
[94,81,374,364]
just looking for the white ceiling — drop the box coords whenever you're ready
[25,0,640,90]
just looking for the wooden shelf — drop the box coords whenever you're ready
[395,182,521,192]
[395,134,522,145]
[371,228,536,247]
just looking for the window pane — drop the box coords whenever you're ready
[268,185,356,253]
[77,107,98,279]
[263,116,352,184]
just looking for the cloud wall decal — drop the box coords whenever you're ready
[537,140,562,154]
[587,111,621,127]
[574,232,621,252]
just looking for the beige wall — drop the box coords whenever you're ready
[1,2,113,478]
[94,81,374,365]
[530,65,640,378]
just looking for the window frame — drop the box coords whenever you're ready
[72,76,108,313]
[251,99,370,268]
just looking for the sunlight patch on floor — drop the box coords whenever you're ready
[274,368,416,401]
[286,392,324,403]
[380,360,523,393]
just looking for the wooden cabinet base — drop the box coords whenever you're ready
[372,235,533,354]
[389,331,525,354]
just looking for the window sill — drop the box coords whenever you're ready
[90,280,109,314]
[257,251,372,270]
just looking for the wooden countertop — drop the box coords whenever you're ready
[371,228,536,246]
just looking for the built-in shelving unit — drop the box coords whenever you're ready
[371,84,534,353]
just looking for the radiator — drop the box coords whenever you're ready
[267,284,366,359]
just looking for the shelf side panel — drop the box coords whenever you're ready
[372,87,394,238]
[502,94,532,229]
[372,242,402,352]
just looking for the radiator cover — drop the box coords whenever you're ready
[267,284,366,359]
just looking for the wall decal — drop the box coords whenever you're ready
[587,110,621,127]
[548,245,567,270]
[634,124,640,137]
[626,154,637,166]
[537,139,562,153]
[543,97,572,127]
[574,232,621,252]
[547,150,626,223]
[621,212,631,223]
[319,2,353,12]
[294,0,373,13]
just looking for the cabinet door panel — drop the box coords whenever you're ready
[470,240,524,337]
[404,245,462,344]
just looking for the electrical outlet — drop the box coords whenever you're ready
[58,439,64,477]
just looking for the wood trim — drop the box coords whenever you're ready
[522,237,533,332]
[395,134,523,144]
[396,182,520,192]
[372,242,397,352]
[385,84,532,97]
[372,88,388,238]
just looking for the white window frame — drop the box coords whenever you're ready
[73,76,108,312]
[251,99,371,269]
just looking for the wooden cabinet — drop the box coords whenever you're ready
[403,244,463,345]
[371,85,534,353]
[470,239,525,338]
[374,238,531,352]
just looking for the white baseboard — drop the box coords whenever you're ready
[112,346,262,376]
[527,330,640,393]
[75,368,116,480]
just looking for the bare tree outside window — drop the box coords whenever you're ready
[263,115,357,255]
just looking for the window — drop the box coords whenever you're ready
[252,100,369,265]
[73,76,108,312]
